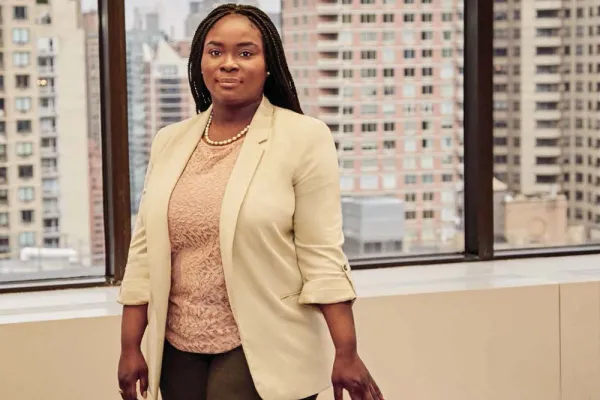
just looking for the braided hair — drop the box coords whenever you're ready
[188,3,303,114]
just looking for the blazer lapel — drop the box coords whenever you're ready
[220,96,273,288]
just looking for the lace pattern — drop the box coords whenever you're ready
[165,138,244,354]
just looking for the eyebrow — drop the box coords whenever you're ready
[205,40,259,48]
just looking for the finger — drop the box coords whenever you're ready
[334,383,344,400]
[348,387,364,400]
[125,379,138,400]
[369,377,384,400]
[139,370,149,399]
[369,382,382,400]
[117,378,127,400]
[362,385,375,400]
[365,373,383,400]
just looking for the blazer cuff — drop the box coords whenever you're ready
[117,281,150,306]
[298,278,357,305]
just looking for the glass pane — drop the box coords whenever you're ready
[124,0,464,259]
[283,0,465,257]
[0,2,105,286]
[493,2,598,250]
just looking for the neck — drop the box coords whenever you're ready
[211,96,263,126]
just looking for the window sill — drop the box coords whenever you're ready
[1,253,600,325]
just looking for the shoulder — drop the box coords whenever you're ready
[272,107,333,149]
[150,114,205,158]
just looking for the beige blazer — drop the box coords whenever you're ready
[118,96,357,400]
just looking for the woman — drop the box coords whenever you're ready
[117,4,383,400]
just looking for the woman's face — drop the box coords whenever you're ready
[201,14,268,107]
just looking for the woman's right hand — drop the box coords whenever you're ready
[118,348,149,400]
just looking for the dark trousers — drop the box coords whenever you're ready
[160,340,318,400]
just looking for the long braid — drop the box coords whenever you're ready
[188,4,303,114]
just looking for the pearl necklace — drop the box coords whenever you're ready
[203,113,250,146]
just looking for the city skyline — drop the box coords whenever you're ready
[80,0,280,39]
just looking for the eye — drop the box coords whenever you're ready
[208,49,221,56]
[240,51,252,57]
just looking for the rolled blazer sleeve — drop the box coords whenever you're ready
[117,131,165,306]
[293,120,357,305]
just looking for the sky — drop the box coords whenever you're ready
[81,0,280,38]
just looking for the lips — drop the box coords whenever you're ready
[217,77,241,83]
[216,77,241,89]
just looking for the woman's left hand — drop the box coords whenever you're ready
[332,351,384,400]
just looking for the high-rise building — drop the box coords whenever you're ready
[82,11,105,266]
[281,0,464,253]
[0,0,93,263]
[184,0,261,39]
[492,1,600,241]
[143,38,196,151]
[126,8,165,218]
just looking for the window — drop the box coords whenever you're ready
[17,120,32,133]
[382,31,395,43]
[382,174,396,189]
[15,97,32,113]
[361,32,377,42]
[362,123,377,132]
[0,9,105,286]
[403,84,416,97]
[361,50,377,60]
[361,87,376,97]
[18,165,34,179]
[21,210,34,224]
[16,142,33,156]
[0,213,8,228]
[14,0,586,288]
[16,75,30,89]
[491,3,590,246]
[361,104,377,115]
[361,160,377,171]
[13,6,27,20]
[361,69,377,78]
[19,232,35,247]
[12,28,30,45]
[18,187,35,202]
[13,52,30,67]
[382,49,395,63]
[382,104,395,114]
[360,14,376,23]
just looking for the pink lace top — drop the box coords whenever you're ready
[165,137,243,354]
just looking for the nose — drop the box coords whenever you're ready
[220,55,239,73]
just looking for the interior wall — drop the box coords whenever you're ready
[0,282,598,400]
